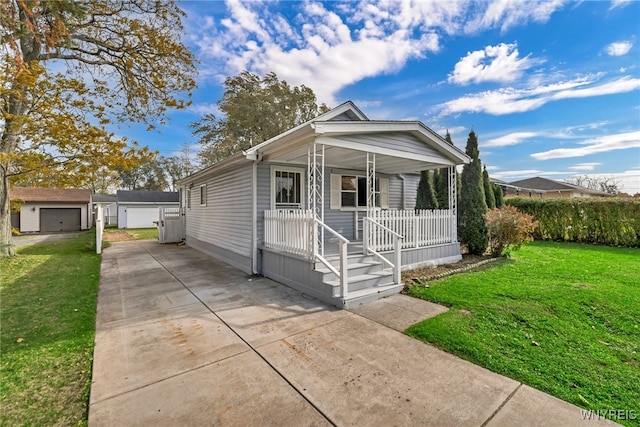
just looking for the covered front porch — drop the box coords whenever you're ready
[255,126,465,307]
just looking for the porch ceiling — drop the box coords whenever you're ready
[265,145,448,174]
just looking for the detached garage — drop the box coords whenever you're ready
[116,190,179,229]
[10,187,91,233]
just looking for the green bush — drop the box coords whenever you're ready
[486,206,538,257]
[506,198,640,247]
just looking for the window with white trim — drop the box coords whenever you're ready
[186,189,191,209]
[331,174,389,210]
[199,184,207,206]
[272,167,304,209]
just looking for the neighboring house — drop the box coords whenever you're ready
[506,177,611,198]
[178,101,470,308]
[92,194,117,225]
[116,190,179,229]
[10,187,92,233]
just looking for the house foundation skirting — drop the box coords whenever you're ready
[186,236,253,275]
[380,242,462,271]
[261,248,342,307]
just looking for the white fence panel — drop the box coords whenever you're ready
[368,209,453,252]
[264,210,314,258]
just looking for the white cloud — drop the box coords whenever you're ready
[569,163,601,171]
[531,130,640,160]
[437,75,640,116]
[449,43,542,85]
[606,41,633,56]
[485,131,539,147]
[188,0,567,105]
[571,169,640,194]
[189,103,221,116]
[610,0,634,10]
[465,0,566,33]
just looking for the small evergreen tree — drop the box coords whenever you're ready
[458,130,488,254]
[416,170,438,210]
[494,184,504,208]
[435,130,455,208]
[483,166,496,209]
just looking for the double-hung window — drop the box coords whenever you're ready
[340,176,380,208]
[272,167,304,209]
[331,173,389,210]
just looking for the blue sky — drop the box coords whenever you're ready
[122,0,640,194]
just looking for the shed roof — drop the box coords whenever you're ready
[11,187,91,203]
[116,190,179,203]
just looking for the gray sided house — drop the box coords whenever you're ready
[178,101,470,308]
[116,190,179,229]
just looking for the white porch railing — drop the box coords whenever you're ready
[367,209,454,250]
[264,209,350,298]
[264,210,314,257]
[363,217,402,285]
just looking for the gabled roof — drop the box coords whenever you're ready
[244,100,469,165]
[116,190,179,203]
[11,187,91,203]
[180,101,469,184]
[508,177,610,196]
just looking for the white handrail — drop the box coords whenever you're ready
[314,218,349,243]
[314,218,350,299]
[363,217,403,285]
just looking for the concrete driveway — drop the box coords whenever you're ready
[89,241,616,426]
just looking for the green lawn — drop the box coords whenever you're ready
[407,241,639,426]
[103,226,158,241]
[0,231,101,426]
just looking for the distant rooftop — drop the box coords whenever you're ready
[11,187,91,203]
[116,190,179,203]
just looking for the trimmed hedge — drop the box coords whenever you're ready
[505,198,640,247]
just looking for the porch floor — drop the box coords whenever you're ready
[323,240,364,257]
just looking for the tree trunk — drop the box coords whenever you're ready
[0,164,15,257]
[0,88,28,258]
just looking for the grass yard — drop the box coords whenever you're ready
[406,241,639,426]
[103,226,158,241]
[0,231,101,426]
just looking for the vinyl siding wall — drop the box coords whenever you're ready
[184,164,253,272]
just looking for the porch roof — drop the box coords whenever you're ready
[246,119,470,174]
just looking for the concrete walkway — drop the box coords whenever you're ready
[89,241,617,426]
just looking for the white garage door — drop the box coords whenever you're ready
[126,207,160,229]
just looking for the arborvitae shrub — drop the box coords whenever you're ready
[506,198,640,247]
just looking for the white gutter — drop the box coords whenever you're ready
[251,160,258,274]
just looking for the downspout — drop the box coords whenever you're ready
[398,174,407,209]
[251,159,258,274]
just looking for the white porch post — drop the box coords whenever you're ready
[363,152,376,255]
[448,166,457,243]
[307,143,325,257]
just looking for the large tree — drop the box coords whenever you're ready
[0,1,196,256]
[191,71,329,166]
[458,130,488,255]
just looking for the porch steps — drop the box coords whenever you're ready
[315,252,402,300]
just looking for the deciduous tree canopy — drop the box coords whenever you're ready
[0,0,197,256]
[191,71,329,166]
